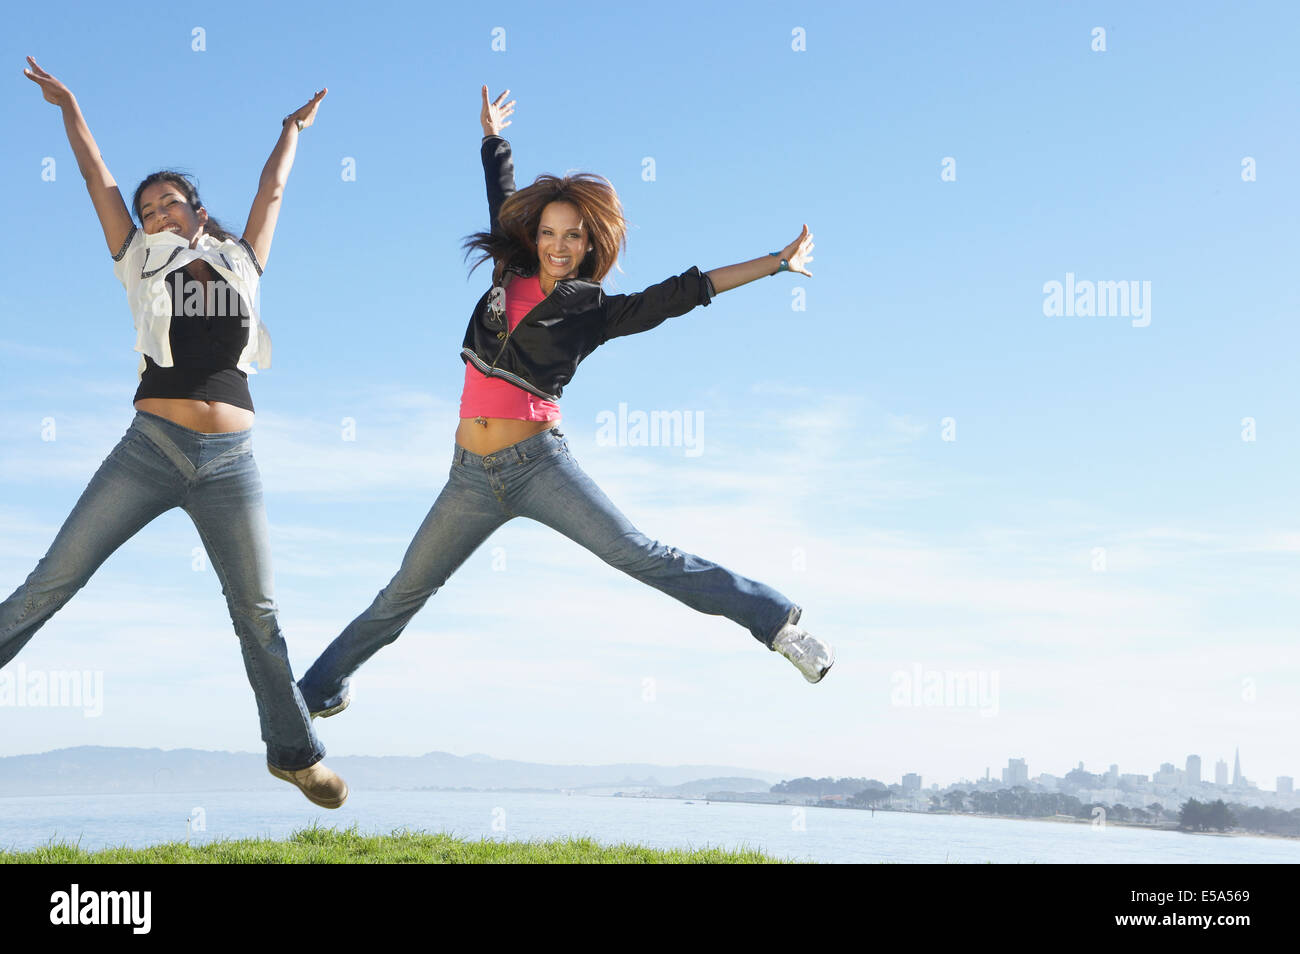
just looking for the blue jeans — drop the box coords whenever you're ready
[298,426,801,713]
[0,411,325,771]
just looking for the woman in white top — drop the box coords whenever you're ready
[1,57,347,809]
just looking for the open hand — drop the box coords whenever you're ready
[780,224,815,278]
[480,85,515,137]
[22,56,74,108]
[285,88,328,130]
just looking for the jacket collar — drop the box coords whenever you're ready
[142,229,224,251]
[140,229,237,280]
[505,261,598,282]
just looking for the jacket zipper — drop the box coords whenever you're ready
[486,272,554,373]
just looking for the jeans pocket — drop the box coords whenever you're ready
[106,431,137,460]
[122,428,172,469]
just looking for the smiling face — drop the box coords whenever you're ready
[535,201,591,289]
[137,182,208,243]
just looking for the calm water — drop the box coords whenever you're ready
[2,790,1297,863]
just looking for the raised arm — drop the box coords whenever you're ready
[480,85,517,228]
[241,88,327,270]
[705,224,815,293]
[23,56,133,255]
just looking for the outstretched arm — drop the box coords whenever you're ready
[241,88,327,270]
[480,85,517,228]
[23,56,133,255]
[598,226,815,344]
[705,224,815,293]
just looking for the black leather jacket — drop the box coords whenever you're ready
[459,136,714,402]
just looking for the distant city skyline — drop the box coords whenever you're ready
[943,749,1294,797]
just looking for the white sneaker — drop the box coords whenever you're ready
[772,624,834,683]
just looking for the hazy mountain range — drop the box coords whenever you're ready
[0,747,780,797]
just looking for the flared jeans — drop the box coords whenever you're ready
[299,426,801,712]
[0,411,324,770]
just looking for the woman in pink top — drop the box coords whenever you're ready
[298,87,833,718]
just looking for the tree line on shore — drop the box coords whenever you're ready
[770,777,1299,836]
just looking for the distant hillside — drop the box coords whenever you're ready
[0,747,783,796]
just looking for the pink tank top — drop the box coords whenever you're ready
[459,274,562,421]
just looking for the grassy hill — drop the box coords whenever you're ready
[0,824,790,864]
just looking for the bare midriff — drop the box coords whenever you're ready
[455,417,559,455]
[133,398,254,433]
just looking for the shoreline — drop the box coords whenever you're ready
[611,793,1299,841]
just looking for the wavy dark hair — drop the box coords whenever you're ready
[463,173,628,287]
[131,171,236,242]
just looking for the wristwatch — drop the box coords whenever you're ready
[769,251,789,274]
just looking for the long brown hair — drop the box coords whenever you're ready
[464,173,628,286]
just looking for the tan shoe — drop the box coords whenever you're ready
[268,760,349,809]
[310,691,351,720]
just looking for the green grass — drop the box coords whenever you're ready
[0,823,792,864]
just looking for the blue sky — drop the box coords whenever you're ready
[1,1,1297,790]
